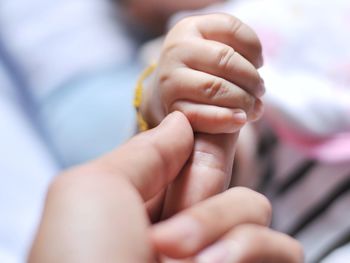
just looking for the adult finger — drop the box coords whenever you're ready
[161,132,237,218]
[195,224,304,263]
[29,112,194,263]
[92,111,194,201]
[153,187,272,258]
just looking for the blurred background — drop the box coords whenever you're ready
[0,0,349,262]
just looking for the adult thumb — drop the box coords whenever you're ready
[93,111,194,201]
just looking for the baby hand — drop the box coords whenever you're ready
[141,13,265,218]
[141,13,265,133]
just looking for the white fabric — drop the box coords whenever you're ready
[40,65,138,166]
[0,62,58,262]
[322,244,350,263]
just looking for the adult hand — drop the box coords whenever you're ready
[153,187,303,263]
[29,112,303,263]
[29,111,193,263]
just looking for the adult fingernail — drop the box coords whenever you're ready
[195,240,240,263]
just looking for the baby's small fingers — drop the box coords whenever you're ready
[151,187,272,259]
[183,14,263,68]
[195,224,304,263]
[171,101,247,134]
[162,68,256,115]
[178,39,264,97]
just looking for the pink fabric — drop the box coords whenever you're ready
[175,0,350,162]
[266,114,350,163]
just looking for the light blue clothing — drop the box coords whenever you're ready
[0,0,142,167]
[40,64,140,166]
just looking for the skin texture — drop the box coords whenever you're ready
[29,112,303,263]
[141,14,265,218]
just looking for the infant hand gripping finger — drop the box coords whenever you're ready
[152,14,264,130]
[155,16,264,218]
[141,13,265,129]
[141,14,265,220]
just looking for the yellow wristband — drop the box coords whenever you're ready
[134,63,157,131]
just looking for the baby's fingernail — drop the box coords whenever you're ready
[232,110,247,124]
[152,215,201,249]
[195,240,241,263]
